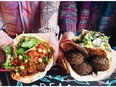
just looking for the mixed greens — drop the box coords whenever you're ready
[3,44,12,55]
[74,29,110,52]
[3,36,40,69]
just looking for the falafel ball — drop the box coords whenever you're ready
[91,56,109,71]
[73,61,93,76]
[65,50,84,65]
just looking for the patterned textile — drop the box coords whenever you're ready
[18,1,40,33]
[77,2,91,32]
[58,1,116,46]
[87,2,115,32]
[0,1,22,36]
[59,2,116,32]
[98,2,115,32]
[0,1,40,36]
[58,1,77,35]
[0,1,116,42]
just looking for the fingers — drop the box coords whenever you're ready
[0,30,13,48]
[0,36,13,48]
[58,32,75,72]
[49,34,59,65]
[47,33,59,64]
[60,32,75,42]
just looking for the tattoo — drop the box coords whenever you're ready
[40,1,59,28]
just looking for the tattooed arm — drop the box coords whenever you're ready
[40,1,60,29]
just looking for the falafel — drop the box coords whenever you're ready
[73,61,93,76]
[65,50,84,65]
[91,56,109,71]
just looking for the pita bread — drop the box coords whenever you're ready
[4,34,54,83]
[60,30,112,81]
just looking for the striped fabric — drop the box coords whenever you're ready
[77,2,91,32]
[0,1,23,36]
[0,1,40,36]
[58,1,77,35]
[0,1,116,40]
[98,2,115,32]
[19,1,40,33]
[59,1,116,33]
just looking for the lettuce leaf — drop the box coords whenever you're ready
[3,44,12,55]
[16,48,26,55]
[3,56,13,69]
[22,39,38,48]
[15,36,40,56]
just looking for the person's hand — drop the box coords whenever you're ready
[60,32,75,43]
[35,32,59,65]
[58,32,75,72]
[0,30,13,48]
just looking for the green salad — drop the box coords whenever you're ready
[73,29,110,52]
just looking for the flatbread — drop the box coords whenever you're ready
[60,30,112,81]
[5,34,54,83]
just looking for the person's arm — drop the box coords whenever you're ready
[58,1,78,35]
[39,1,60,64]
[39,1,60,30]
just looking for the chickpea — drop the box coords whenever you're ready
[38,58,42,63]
[42,49,46,54]
[38,48,42,53]
[19,55,23,59]
[19,65,25,70]
[16,73,20,76]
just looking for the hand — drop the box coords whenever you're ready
[59,32,75,71]
[60,32,75,43]
[0,30,13,48]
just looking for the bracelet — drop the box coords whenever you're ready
[38,25,60,36]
